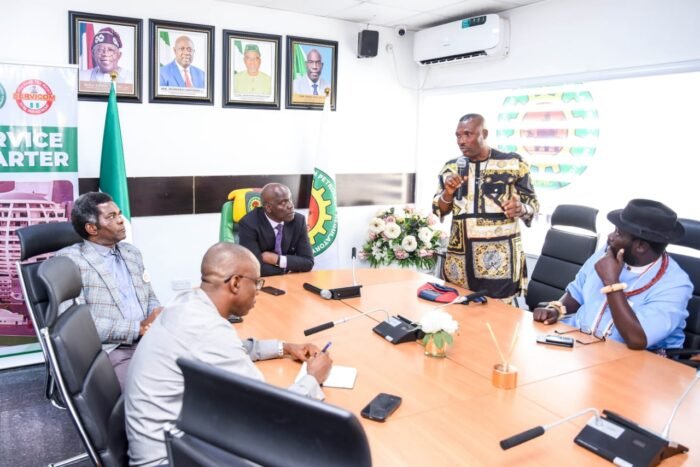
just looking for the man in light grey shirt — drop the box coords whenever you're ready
[125,243,332,466]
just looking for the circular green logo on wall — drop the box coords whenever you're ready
[0,83,7,109]
[496,89,600,190]
[307,168,338,256]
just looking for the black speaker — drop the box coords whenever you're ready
[357,30,379,58]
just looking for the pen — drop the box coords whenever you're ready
[321,341,332,353]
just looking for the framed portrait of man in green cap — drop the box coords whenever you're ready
[223,30,281,110]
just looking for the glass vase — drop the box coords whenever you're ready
[423,333,449,358]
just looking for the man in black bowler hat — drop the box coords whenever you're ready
[534,199,692,351]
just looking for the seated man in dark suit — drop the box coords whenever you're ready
[238,183,314,276]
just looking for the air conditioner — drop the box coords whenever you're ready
[413,14,509,66]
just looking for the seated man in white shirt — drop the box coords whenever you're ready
[125,243,331,466]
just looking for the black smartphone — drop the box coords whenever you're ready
[536,334,574,348]
[261,286,285,296]
[360,393,402,422]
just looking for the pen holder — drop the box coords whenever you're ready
[492,364,518,389]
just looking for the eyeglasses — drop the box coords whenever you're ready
[94,46,118,56]
[176,47,194,53]
[306,60,322,65]
[554,328,607,345]
[223,274,265,290]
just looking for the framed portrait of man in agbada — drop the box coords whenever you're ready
[69,11,142,102]
[286,36,338,111]
[223,30,281,110]
[149,19,214,105]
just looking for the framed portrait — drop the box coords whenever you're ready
[286,36,338,111]
[223,30,281,110]
[69,11,142,102]
[149,19,214,105]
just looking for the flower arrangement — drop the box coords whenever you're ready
[419,309,459,353]
[359,206,446,270]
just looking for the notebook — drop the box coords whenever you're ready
[295,362,357,389]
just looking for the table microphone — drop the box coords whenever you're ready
[351,247,358,286]
[304,309,390,336]
[303,282,333,300]
[455,156,468,201]
[500,408,601,450]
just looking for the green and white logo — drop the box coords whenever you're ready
[0,83,6,109]
[307,168,337,256]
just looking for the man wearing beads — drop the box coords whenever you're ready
[533,199,692,351]
[434,113,539,303]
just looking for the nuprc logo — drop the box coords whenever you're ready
[307,168,338,256]
[13,79,55,115]
[0,82,6,109]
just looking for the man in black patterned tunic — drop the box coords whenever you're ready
[433,113,539,303]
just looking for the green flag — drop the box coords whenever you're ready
[100,82,131,220]
[293,44,307,80]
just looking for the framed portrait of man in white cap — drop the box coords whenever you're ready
[69,11,142,102]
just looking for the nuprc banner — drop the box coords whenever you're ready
[0,62,79,369]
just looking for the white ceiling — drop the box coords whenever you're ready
[218,0,553,30]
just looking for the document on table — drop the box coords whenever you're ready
[295,362,357,389]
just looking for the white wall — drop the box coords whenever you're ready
[413,0,700,256]
[1,0,420,301]
[420,0,700,90]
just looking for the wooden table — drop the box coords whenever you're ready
[236,270,697,466]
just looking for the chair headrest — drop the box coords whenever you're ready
[551,205,598,232]
[674,218,700,251]
[16,222,82,261]
[38,256,83,327]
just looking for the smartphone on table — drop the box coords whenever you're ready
[361,393,402,422]
[260,286,285,296]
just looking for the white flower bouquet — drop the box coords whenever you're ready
[419,309,459,349]
[359,206,446,269]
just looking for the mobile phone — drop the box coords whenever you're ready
[536,334,574,348]
[360,393,402,422]
[261,286,286,296]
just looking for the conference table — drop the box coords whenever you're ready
[235,268,699,466]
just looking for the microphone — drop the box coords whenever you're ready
[500,408,601,450]
[455,156,468,201]
[304,309,390,336]
[302,282,333,300]
[351,247,358,286]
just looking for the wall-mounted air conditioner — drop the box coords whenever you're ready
[413,14,509,66]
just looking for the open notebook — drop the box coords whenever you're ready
[295,362,357,389]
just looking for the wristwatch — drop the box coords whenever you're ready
[277,341,285,357]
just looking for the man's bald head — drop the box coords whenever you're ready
[261,183,295,223]
[458,113,485,126]
[201,243,258,285]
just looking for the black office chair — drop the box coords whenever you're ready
[666,218,700,367]
[165,358,372,467]
[525,204,599,311]
[15,221,82,408]
[39,256,128,467]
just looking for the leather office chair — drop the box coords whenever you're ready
[219,188,262,243]
[39,256,128,467]
[525,204,599,311]
[666,218,700,367]
[15,221,82,408]
[165,358,372,467]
